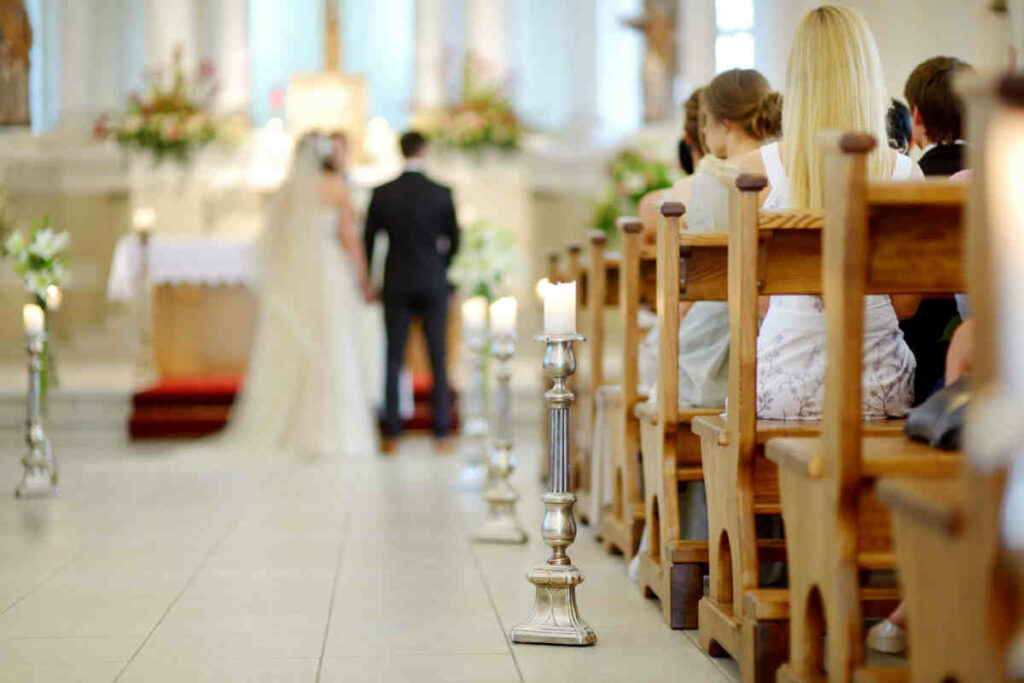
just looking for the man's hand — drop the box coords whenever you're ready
[945,318,975,385]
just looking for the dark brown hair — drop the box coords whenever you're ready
[703,68,782,142]
[683,87,706,156]
[400,130,427,158]
[904,56,973,144]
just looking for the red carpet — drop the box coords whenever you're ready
[130,375,459,440]
[129,376,240,440]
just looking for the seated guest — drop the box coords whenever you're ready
[867,166,973,656]
[736,4,924,421]
[906,56,973,175]
[678,88,707,175]
[887,98,913,154]
[638,68,782,408]
[899,56,975,405]
[629,71,782,571]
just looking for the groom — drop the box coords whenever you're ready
[365,131,460,454]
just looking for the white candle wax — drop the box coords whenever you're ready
[45,285,62,311]
[132,207,156,232]
[543,281,576,335]
[490,296,517,337]
[23,304,44,336]
[461,296,488,336]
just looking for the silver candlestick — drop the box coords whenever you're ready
[134,229,157,386]
[16,331,57,498]
[510,333,596,646]
[473,333,527,544]
[458,329,490,490]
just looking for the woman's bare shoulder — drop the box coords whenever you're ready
[736,147,766,175]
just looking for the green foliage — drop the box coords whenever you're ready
[592,148,679,237]
[2,214,70,303]
[448,220,520,301]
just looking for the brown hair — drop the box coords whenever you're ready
[703,68,782,142]
[903,56,973,144]
[683,87,707,156]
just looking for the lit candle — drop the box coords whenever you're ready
[132,207,156,231]
[462,296,488,336]
[490,296,517,338]
[534,277,552,301]
[543,281,576,335]
[45,285,62,311]
[23,303,44,337]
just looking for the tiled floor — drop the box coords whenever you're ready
[0,397,738,682]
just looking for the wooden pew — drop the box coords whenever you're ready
[692,169,919,681]
[765,134,965,682]
[875,76,1020,683]
[574,232,622,525]
[597,218,657,558]
[634,201,721,628]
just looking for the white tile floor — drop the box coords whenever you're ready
[0,399,738,682]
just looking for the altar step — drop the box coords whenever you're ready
[130,376,238,440]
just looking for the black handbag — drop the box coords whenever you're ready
[904,375,969,451]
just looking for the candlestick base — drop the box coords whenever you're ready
[16,432,57,499]
[473,459,527,544]
[510,563,596,646]
[510,491,595,646]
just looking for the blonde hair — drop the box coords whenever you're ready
[782,5,889,209]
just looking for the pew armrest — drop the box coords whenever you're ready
[767,435,962,479]
[876,476,963,534]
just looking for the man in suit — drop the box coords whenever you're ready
[899,56,973,404]
[365,131,460,453]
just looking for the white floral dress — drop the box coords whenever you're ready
[755,142,916,420]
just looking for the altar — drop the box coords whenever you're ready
[107,234,259,377]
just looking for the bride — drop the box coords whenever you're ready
[222,132,377,457]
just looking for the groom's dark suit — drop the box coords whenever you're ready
[365,167,460,438]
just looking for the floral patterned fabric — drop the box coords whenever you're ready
[755,143,916,420]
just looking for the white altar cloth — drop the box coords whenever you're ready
[107,234,258,302]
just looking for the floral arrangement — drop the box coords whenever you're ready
[414,58,524,153]
[2,215,70,306]
[94,48,221,163]
[449,220,519,301]
[592,149,679,237]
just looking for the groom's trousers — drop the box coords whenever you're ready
[383,288,451,438]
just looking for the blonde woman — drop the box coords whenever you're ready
[737,5,923,424]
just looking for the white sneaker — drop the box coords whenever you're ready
[866,619,907,654]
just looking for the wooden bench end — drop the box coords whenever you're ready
[736,173,768,192]
[660,201,685,217]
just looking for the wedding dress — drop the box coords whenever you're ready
[221,137,376,457]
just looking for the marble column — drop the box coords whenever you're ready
[415,0,445,109]
[202,0,250,113]
[566,0,596,141]
[145,0,200,66]
[466,0,509,81]
[679,0,715,94]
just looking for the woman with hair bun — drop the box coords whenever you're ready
[631,69,782,561]
[638,68,782,409]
